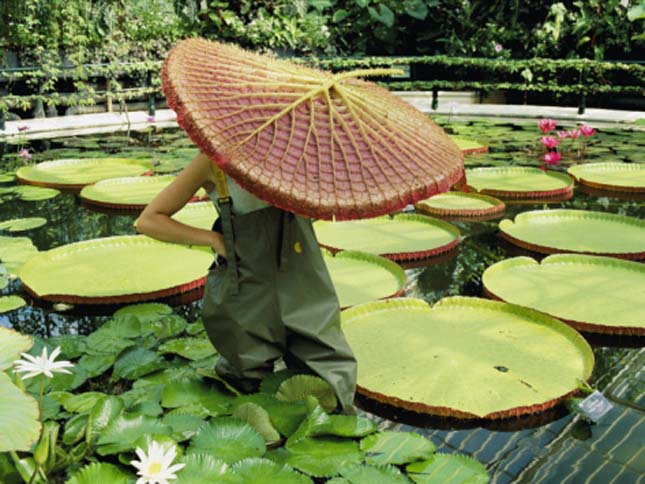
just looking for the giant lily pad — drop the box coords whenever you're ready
[324,251,406,308]
[80,175,206,210]
[483,254,645,335]
[567,162,645,193]
[499,209,645,260]
[0,235,38,276]
[341,297,594,419]
[314,214,460,261]
[415,192,505,219]
[19,235,213,303]
[16,158,153,189]
[172,201,218,230]
[0,217,47,232]
[465,167,573,199]
[449,136,488,155]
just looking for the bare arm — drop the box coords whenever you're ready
[135,152,226,257]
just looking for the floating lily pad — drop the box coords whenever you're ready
[16,158,153,189]
[0,327,33,370]
[65,462,133,484]
[415,192,505,219]
[406,453,489,483]
[341,297,594,419]
[324,251,406,308]
[188,418,266,464]
[499,209,645,260]
[172,201,218,231]
[0,295,26,313]
[175,454,242,484]
[449,136,488,154]
[159,337,217,361]
[0,235,38,276]
[337,463,411,484]
[0,217,47,232]
[567,162,645,193]
[19,235,212,304]
[233,458,312,484]
[314,214,460,261]
[360,431,436,466]
[465,167,574,199]
[15,185,60,201]
[80,175,206,210]
[484,254,645,335]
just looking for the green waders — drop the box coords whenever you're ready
[201,198,357,411]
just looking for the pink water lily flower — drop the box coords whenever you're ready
[579,125,596,137]
[543,152,562,165]
[17,125,29,132]
[568,128,581,139]
[540,136,559,149]
[494,43,503,53]
[557,130,569,139]
[146,115,155,123]
[538,118,557,133]
[19,148,32,161]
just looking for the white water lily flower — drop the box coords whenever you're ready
[131,441,185,484]
[13,346,74,380]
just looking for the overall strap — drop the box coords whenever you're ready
[211,162,239,295]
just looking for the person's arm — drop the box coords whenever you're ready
[135,152,226,257]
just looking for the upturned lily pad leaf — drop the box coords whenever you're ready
[315,214,460,261]
[159,337,217,360]
[232,457,312,484]
[0,295,26,313]
[465,167,573,198]
[161,379,234,415]
[338,463,412,484]
[96,413,172,455]
[19,235,212,303]
[162,413,206,442]
[499,209,645,259]
[406,454,489,483]
[112,347,169,380]
[232,393,308,437]
[483,254,645,335]
[278,437,362,478]
[568,162,645,192]
[172,201,219,231]
[176,454,243,484]
[14,185,60,201]
[276,375,338,412]
[360,431,436,466]
[0,373,40,452]
[0,235,38,275]
[64,462,133,484]
[0,327,32,370]
[0,217,47,232]
[80,175,206,209]
[16,158,153,189]
[341,297,594,419]
[260,369,304,395]
[415,192,505,219]
[324,251,405,308]
[234,402,281,445]
[163,39,463,220]
[188,418,266,464]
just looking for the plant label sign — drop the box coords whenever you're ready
[577,391,613,422]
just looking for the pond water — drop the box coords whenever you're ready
[1,120,643,483]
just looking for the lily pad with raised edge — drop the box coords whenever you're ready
[0,373,41,452]
[314,214,460,261]
[0,295,26,313]
[233,457,312,484]
[324,251,406,308]
[96,413,172,455]
[277,437,363,478]
[0,327,33,370]
[415,192,505,219]
[449,136,488,155]
[64,462,133,484]
[483,254,645,335]
[15,185,60,201]
[406,453,489,484]
[172,201,218,231]
[16,158,153,189]
[159,337,217,361]
[567,162,645,193]
[341,297,594,419]
[80,175,206,210]
[188,418,266,464]
[0,235,38,276]
[19,235,212,304]
[175,454,243,484]
[499,209,645,260]
[360,431,436,466]
[0,217,47,232]
[233,402,281,445]
[276,375,338,413]
[465,167,574,199]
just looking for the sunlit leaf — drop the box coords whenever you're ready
[360,431,436,466]
[188,418,266,464]
[406,453,489,483]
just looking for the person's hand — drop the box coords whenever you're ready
[210,231,227,259]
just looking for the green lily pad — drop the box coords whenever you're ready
[112,347,169,380]
[0,235,38,276]
[324,251,406,308]
[415,192,505,218]
[159,337,217,361]
[0,295,26,313]
[279,437,363,478]
[0,327,33,370]
[161,379,234,415]
[483,254,645,335]
[314,214,460,261]
[14,185,60,201]
[162,413,206,442]
[449,136,488,154]
[338,463,412,484]
[172,201,218,231]
[233,458,311,484]
[341,297,594,419]
[96,413,172,455]
[499,209,645,259]
[406,453,489,483]
[276,375,338,413]
[360,431,436,466]
[233,402,281,445]
[65,462,133,484]
[465,167,573,198]
[0,217,47,232]
[567,162,645,192]
[176,454,243,484]
[188,418,266,464]
[113,302,173,321]
[0,373,40,452]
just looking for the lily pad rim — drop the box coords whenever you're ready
[415,191,506,218]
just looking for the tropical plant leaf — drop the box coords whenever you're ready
[162,413,206,442]
[159,337,217,360]
[112,347,169,380]
[0,235,38,275]
[96,413,172,455]
[188,418,266,464]
[0,217,47,232]
[186,320,206,336]
[275,437,362,478]
[231,393,308,437]
[85,329,136,356]
[64,462,133,484]
[161,378,234,415]
[276,375,338,412]
[175,453,243,484]
[85,395,124,445]
[77,353,116,378]
[260,369,304,395]
[338,463,412,484]
[314,214,460,261]
[232,457,312,484]
[48,364,88,392]
[63,414,88,446]
[0,373,40,452]
[233,402,281,445]
[360,431,436,466]
[113,302,173,322]
[406,453,489,483]
[0,327,33,370]
[63,392,108,413]
[341,297,594,419]
[98,316,143,339]
[46,335,86,359]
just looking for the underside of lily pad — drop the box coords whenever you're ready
[341,297,594,419]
